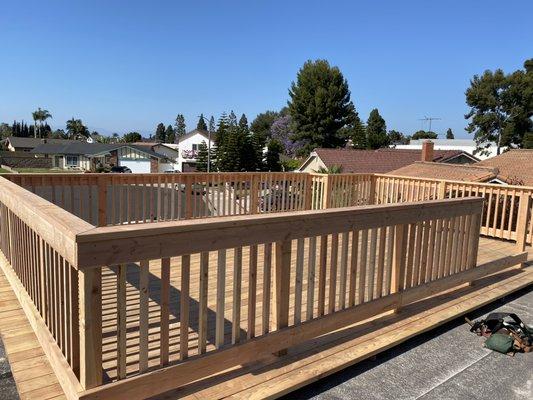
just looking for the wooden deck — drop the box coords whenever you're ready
[1,237,531,400]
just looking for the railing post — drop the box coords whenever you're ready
[391,224,408,312]
[273,239,291,355]
[322,175,331,209]
[438,180,447,199]
[185,176,193,219]
[304,173,313,210]
[79,267,102,389]
[97,175,108,227]
[515,191,531,267]
[250,174,259,214]
[368,174,377,205]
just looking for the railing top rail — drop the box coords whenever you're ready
[0,176,95,265]
[75,197,483,269]
[376,173,533,192]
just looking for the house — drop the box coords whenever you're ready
[175,129,214,172]
[2,136,73,152]
[476,149,533,185]
[132,142,181,171]
[394,138,502,160]
[388,162,500,182]
[388,149,533,186]
[298,142,478,174]
[30,141,171,173]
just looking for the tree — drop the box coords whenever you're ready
[165,125,175,143]
[197,114,208,131]
[32,108,52,138]
[388,130,408,145]
[465,59,533,155]
[238,114,249,131]
[524,132,533,149]
[366,109,389,149]
[265,139,283,171]
[250,111,279,147]
[196,141,209,172]
[446,128,454,139]
[154,123,166,142]
[288,59,357,154]
[349,117,367,149]
[0,123,12,139]
[412,130,438,140]
[208,116,216,134]
[123,131,142,143]
[270,115,303,157]
[174,114,186,143]
[65,118,89,139]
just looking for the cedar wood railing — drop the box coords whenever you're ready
[0,172,531,400]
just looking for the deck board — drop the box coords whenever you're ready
[0,237,530,400]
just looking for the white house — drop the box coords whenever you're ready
[394,139,502,160]
[175,129,214,172]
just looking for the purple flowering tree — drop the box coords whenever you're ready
[269,115,304,157]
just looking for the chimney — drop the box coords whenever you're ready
[421,140,434,162]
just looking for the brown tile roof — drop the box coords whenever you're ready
[387,162,499,182]
[477,149,533,186]
[314,148,467,174]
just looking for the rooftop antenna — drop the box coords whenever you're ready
[418,116,442,133]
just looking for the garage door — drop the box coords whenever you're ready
[119,159,151,173]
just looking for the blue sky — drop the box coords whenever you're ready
[1,1,531,138]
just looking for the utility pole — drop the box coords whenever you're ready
[198,115,212,172]
[418,116,442,132]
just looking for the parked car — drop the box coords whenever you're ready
[110,166,132,173]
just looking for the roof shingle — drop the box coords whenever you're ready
[313,148,468,174]
[477,149,533,186]
[387,162,499,182]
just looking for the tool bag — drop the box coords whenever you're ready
[466,312,533,355]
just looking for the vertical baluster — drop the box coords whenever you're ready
[232,247,242,344]
[180,255,190,360]
[117,264,127,379]
[216,249,226,349]
[262,243,272,335]
[198,252,209,354]
[247,245,258,337]
[294,238,304,324]
[138,260,149,372]
[160,258,170,365]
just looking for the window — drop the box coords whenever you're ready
[192,144,199,151]
[66,155,79,166]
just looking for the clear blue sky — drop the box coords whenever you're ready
[1,1,531,138]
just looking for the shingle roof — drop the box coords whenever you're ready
[387,162,499,182]
[313,148,467,174]
[477,149,533,186]
[31,142,165,159]
[5,136,74,149]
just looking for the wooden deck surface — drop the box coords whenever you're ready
[0,237,531,400]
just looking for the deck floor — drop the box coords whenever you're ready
[0,238,530,400]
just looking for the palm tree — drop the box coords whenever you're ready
[31,108,52,138]
[66,118,89,140]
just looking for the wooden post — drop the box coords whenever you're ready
[78,267,102,389]
[391,224,408,312]
[368,175,377,205]
[97,176,108,227]
[304,174,313,210]
[185,176,193,219]
[274,239,291,355]
[250,174,259,214]
[437,180,447,199]
[322,175,331,210]
[515,192,531,267]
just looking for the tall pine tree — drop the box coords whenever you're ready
[366,109,389,149]
[155,123,166,142]
[197,114,208,130]
[165,125,175,143]
[174,114,186,143]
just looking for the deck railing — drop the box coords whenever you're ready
[74,197,488,400]
[0,172,530,400]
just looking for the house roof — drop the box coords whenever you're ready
[476,149,533,186]
[31,142,165,159]
[307,148,470,174]
[387,162,499,182]
[177,129,210,143]
[4,136,74,149]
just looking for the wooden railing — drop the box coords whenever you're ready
[374,174,533,245]
[4,173,315,226]
[0,171,530,400]
[70,197,491,400]
[0,177,94,398]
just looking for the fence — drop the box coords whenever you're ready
[0,172,530,400]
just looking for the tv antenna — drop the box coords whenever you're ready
[418,116,441,132]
